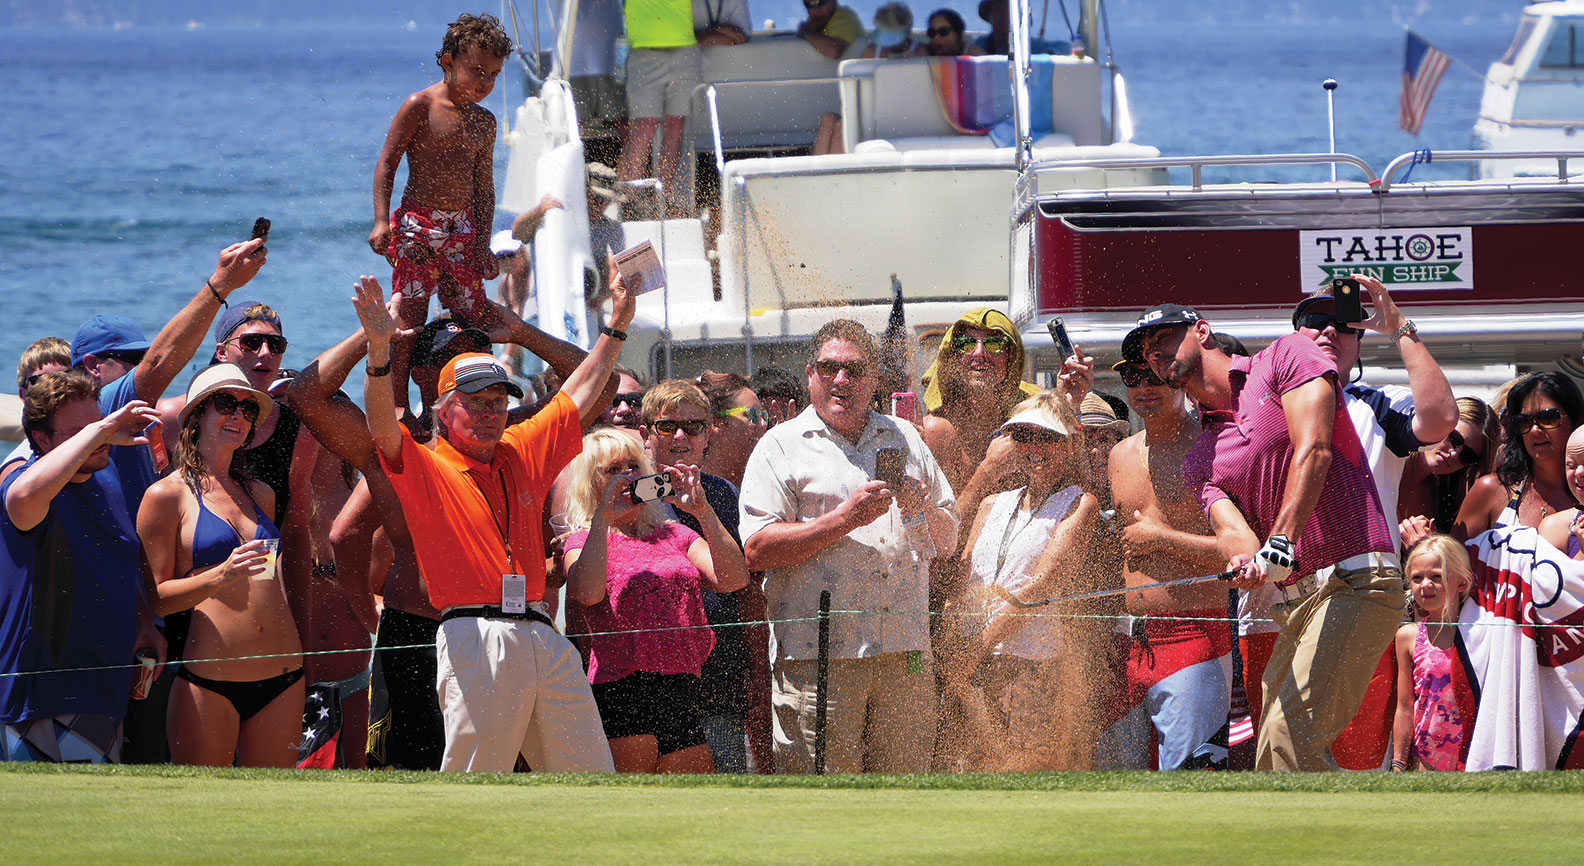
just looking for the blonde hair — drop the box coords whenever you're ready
[1405,534,1474,623]
[640,379,711,424]
[561,428,668,535]
[16,337,70,390]
[1006,389,1085,488]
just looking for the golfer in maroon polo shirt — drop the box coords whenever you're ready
[1125,304,1404,771]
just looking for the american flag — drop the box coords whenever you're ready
[1400,31,1450,135]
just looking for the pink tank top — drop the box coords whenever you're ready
[1411,623,1474,771]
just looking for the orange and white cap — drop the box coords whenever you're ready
[438,352,523,398]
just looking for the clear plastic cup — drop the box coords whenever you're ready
[254,538,281,581]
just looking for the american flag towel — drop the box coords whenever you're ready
[1399,31,1450,136]
[1461,526,1584,771]
[929,56,1055,137]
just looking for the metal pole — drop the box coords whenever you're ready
[814,589,831,775]
[1323,78,1338,183]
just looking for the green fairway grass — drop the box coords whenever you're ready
[4,765,1582,865]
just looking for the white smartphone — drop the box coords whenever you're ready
[628,473,674,504]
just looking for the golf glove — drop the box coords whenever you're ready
[1256,534,1298,584]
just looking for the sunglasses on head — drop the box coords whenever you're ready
[611,391,644,408]
[1443,429,1483,467]
[718,405,771,424]
[1119,365,1165,388]
[1512,407,1567,435]
[207,392,260,423]
[1296,313,1362,338]
[999,424,1064,445]
[949,333,1010,355]
[230,333,289,354]
[813,359,870,379]
[927,26,957,37]
[650,418,709,436]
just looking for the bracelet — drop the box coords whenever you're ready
[205,280,228,308]
[600,325,627,341]
[1390,759,1408,771]
[366,359,392,377]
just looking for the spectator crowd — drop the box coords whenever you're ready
[5,14,1584,776]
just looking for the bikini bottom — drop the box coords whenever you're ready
[175,665,305,722]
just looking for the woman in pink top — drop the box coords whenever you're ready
[562,428,749,773]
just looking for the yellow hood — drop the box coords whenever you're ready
[921,307,1041,414]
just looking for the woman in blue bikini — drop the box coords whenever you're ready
[139,364,304,767]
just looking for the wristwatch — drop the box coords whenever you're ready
[600,325,627,341]
[1391,319,1418,342]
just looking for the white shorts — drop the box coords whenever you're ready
[625,45,701,118]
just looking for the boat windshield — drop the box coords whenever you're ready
[1539,18,1584,68]
[1500,17,1536,66]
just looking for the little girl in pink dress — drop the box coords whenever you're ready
[1391,535,1478,771]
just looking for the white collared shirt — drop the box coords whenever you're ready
[739,406,958,661]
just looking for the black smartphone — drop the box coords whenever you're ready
[251,217,271,242]
[1332,277,1365,323]
[1047,317,1074,357]
[875,448,906,489]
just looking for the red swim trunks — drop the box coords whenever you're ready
[387,200,487,318]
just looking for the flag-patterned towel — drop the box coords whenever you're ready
[929,55,1056,138]
[1400,31,1450,136]
[1461,526,1584,771]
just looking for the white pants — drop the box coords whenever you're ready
[436,616,614,773]
[771,653,936,774]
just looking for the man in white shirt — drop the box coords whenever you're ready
[739,319,957,773]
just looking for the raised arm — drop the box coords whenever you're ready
[354,276,411,467]
[287,326,377,470]
[1355,274,1456,445]
[133,239,267,405]
[5,401,158,532]
[556,256,635,416]
[482,298,619,428]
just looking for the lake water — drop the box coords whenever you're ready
[0,1,1523,409]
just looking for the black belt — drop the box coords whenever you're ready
[440,605,556,629]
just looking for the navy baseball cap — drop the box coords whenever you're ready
[215,300,282,343]
[1119,303,1203,363]
[71,314,151,366]
[413,316,490,368]
[1290,294,1337,329]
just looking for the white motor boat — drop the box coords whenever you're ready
[1473,0,1584,178]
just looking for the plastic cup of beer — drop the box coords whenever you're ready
[254,538,281,581]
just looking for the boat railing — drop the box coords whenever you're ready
[1378,149,1584,190]
[685,77,848,173]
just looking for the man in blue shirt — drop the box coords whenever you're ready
[1,370,164,762]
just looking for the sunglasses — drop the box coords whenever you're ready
[1296,313,1362,338]
[1512,407,1567,435]
[927,26,957,37]
[1119,365,1165,388]
[229,333,289,354]
[717,405,771,424]
[611,391,644,408]
[207,392,261,423]
[999,425,1064,445]
[949,334,1010,355]
[650,418,709,436]
[459,395,509,414]
[804,0,830,8]
[1443,429,1483,467]
[813,359,870,379]
[100,350,147,366]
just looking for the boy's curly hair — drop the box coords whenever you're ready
[436,13,513,67]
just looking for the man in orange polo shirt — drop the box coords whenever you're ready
[353,270,634,773]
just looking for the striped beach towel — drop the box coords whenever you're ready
[928,55,1056,141]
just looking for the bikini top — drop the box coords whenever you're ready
[191,480,281,573]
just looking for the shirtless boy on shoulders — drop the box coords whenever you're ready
[369,14,513,407]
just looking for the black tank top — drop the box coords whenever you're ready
[241,402,299,525]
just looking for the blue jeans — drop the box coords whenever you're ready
[701,712,747,773]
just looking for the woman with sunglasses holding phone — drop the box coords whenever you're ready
[138,364,303,767]
[949,391,1100,770]
[1454,371,1584,541]
[560,428,749,773]
[1398,397,1500,549]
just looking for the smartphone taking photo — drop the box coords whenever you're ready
[874,448,906,490]
[1331,277,1365,324]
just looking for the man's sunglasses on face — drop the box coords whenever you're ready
[99,350,146,366]
[804,0,830,8]
[1296,313,1362,338]
[949,334,1010,355]
[650,418,708,436]
[611,392,644,409]
[1119,365,1165,388]
[813,359,870,379]
[230,333,289,354]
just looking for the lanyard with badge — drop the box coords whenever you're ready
[484,468,529,614]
